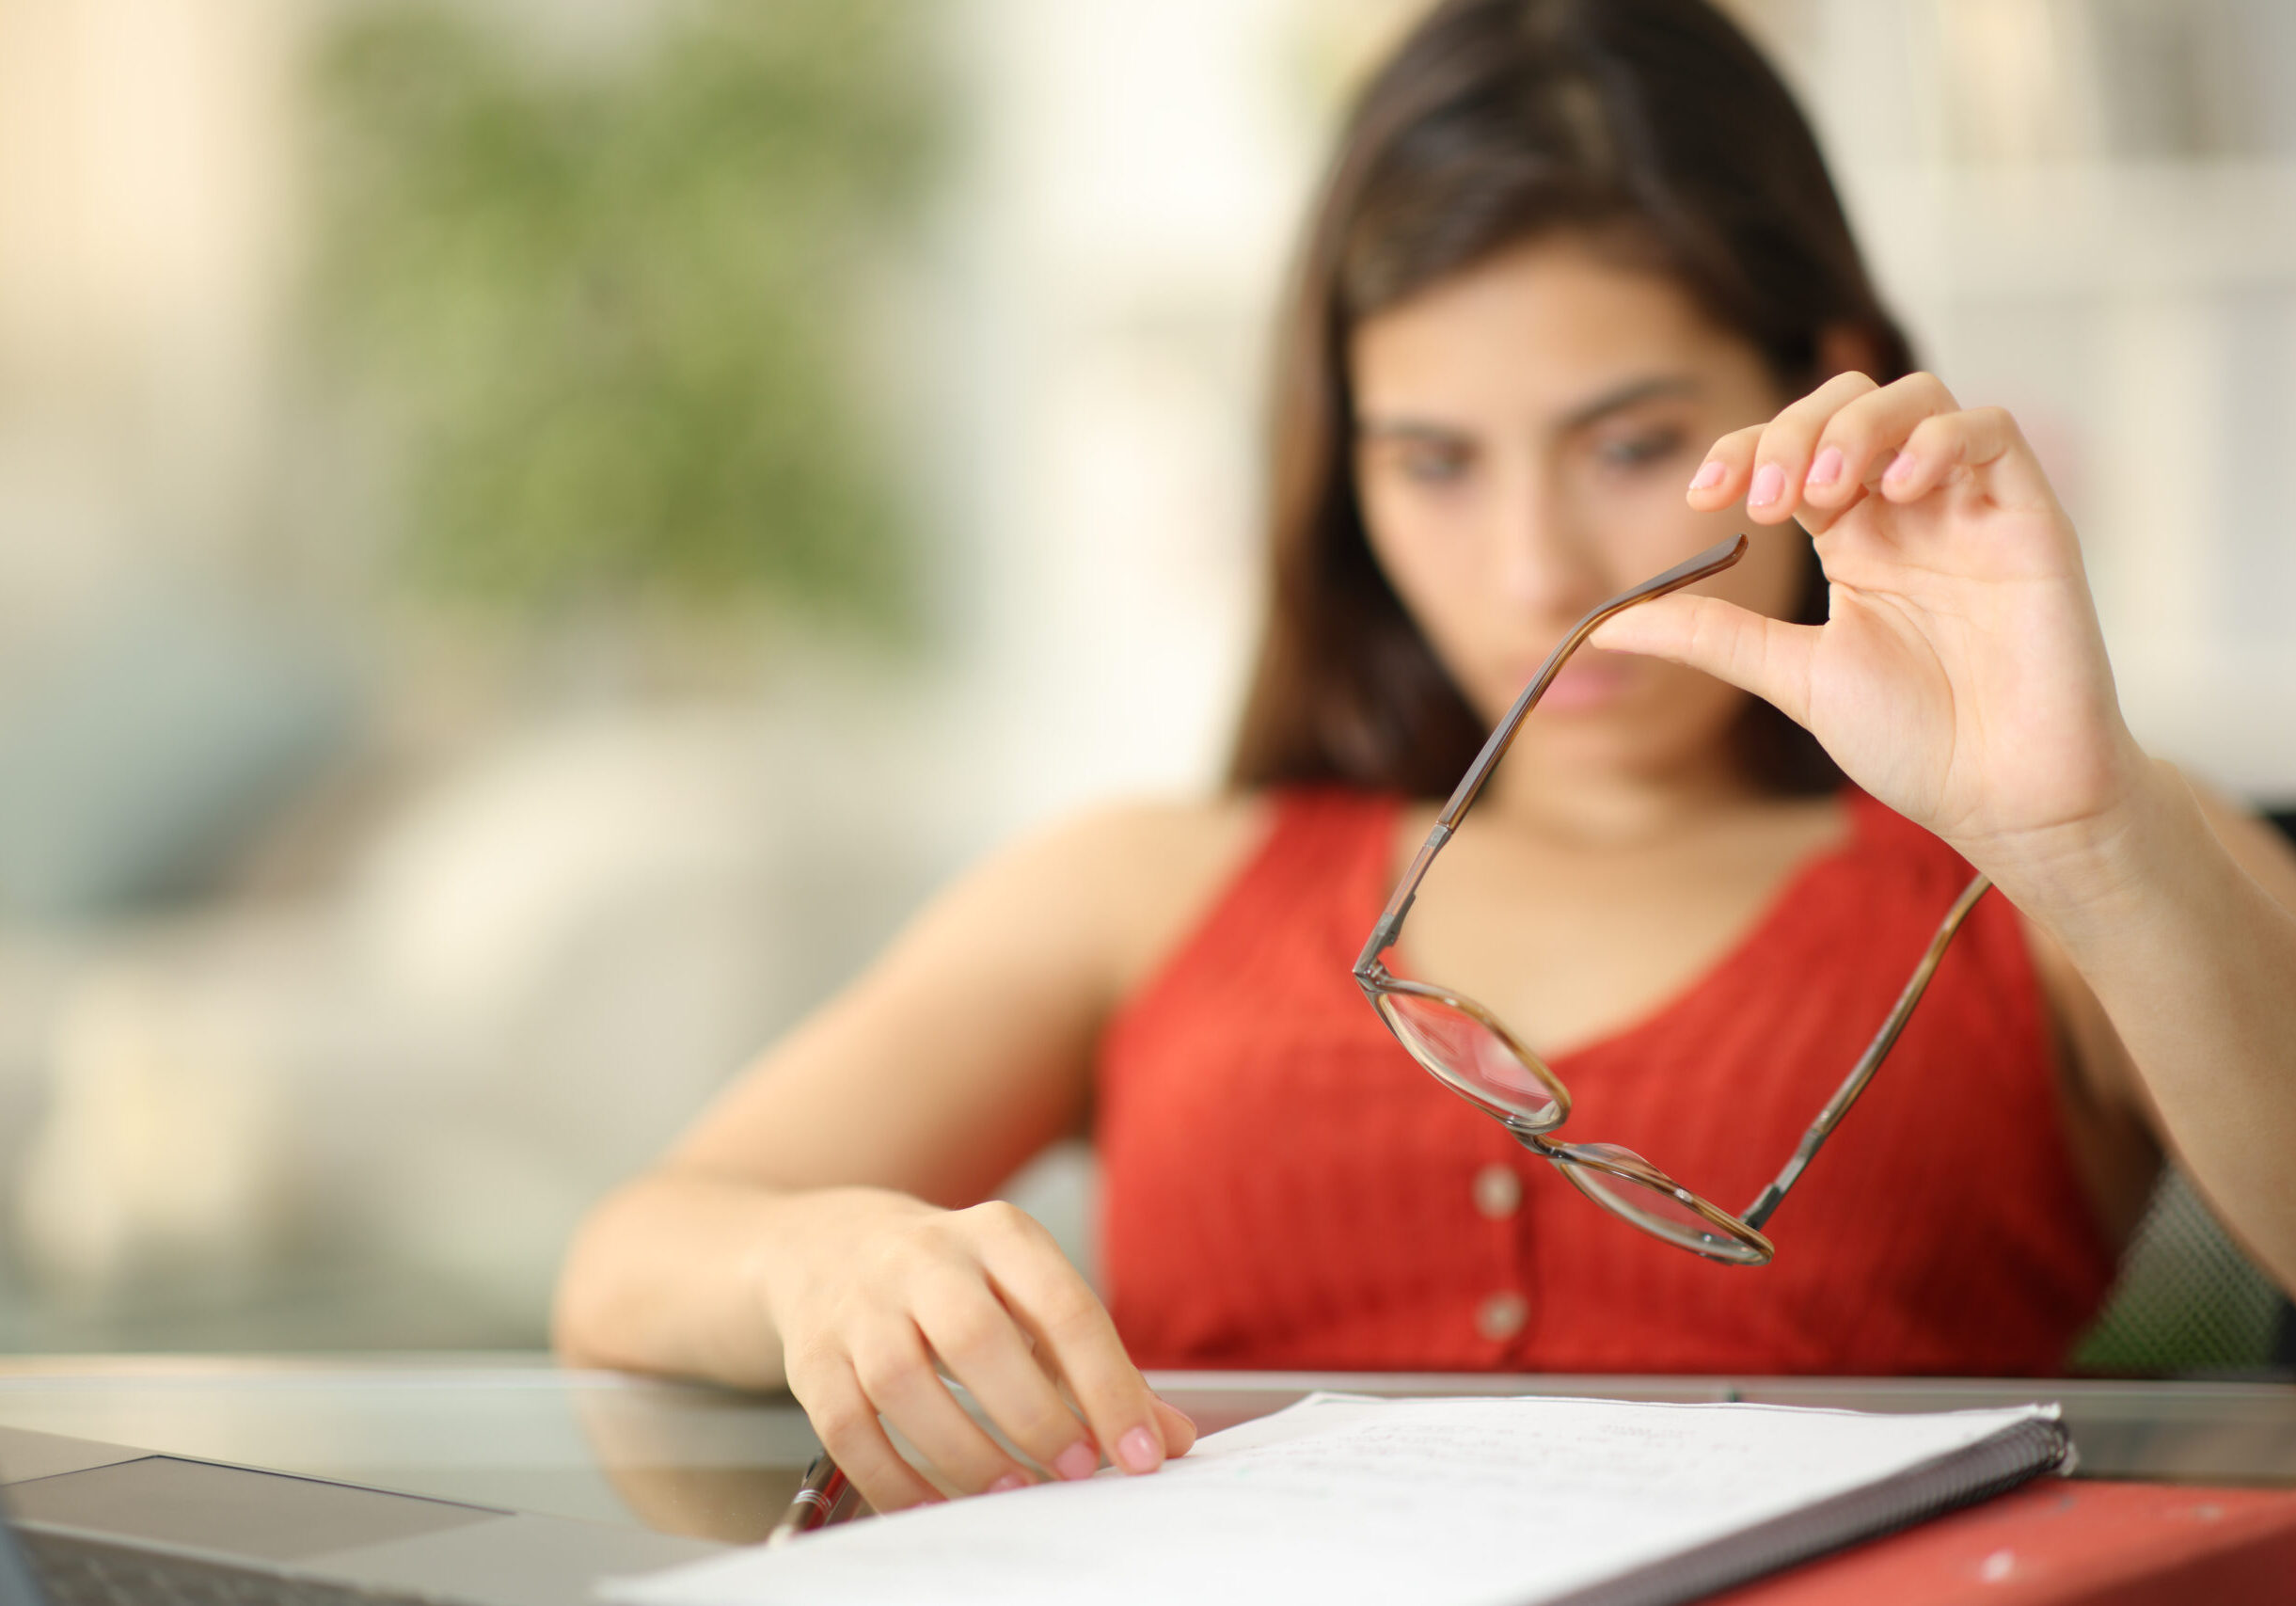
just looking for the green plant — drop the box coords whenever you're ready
[313,0,935,633]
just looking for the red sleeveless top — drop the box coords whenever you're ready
[1096,787,2117,1375]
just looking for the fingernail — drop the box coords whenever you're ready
[1688,459,1726,491]
[1053,1441,1098,1481]
[1749,462,1784,507]
[1884,451,1915,485]
[1116,1426,1164,1474]
[989,1472,1028,1494]
[1805,446,1843,487]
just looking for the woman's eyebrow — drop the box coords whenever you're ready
[1356,376,1702,442]
[1557,374,1702,432]
[1354,417,1468,442]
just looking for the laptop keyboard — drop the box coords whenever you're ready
[21,1529,460,1606]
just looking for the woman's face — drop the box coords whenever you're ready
[1350,233,1805,787]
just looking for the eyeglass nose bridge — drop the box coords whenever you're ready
[1363,946,1777,1265]
[1508,1123,1562,1154]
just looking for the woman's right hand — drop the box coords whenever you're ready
[755,1187,1196,1512]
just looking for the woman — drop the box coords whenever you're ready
[555,0,2296,1513]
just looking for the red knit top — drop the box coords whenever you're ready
[1096,787,2117,1375]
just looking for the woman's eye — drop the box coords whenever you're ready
[1397,445,1472,484]
[1596,429,1686,469]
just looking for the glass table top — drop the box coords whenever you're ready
[0,1356,2288,1544]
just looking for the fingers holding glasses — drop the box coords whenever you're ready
[1785,375,2062,545]
[1686,370,1882,527]
[1792,374,2007,541]
[1685,371,2060,543]
[1869,403,2049,513]
[1684,421,1764,513]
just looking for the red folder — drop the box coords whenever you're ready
[1707,1479,2296,1605]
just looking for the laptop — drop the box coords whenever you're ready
[0,1422,726,1605]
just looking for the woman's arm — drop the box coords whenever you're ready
[555,797,1260,1507]
[2017,769,2296,1280]
[2021,775,2296,1268]
[1591,370,2296,1289]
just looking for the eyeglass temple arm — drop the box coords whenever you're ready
[1739,870,1992,1231]
[1354,533,1750,979]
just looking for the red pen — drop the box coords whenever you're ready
[766,1452,851,1547]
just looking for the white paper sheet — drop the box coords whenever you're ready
[601,1393,2062,1606]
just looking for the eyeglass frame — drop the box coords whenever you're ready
[1352,533,1991,1265]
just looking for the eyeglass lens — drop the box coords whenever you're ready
[1549,1142,1764,1264]
[1375,983,1767,1263]
[1375,989,1562,1128]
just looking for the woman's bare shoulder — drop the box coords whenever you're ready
[1012,791,1275,998]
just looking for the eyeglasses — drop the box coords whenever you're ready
[1354,534,1989,1265]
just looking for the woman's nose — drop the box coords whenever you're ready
[1492,480,1607,617]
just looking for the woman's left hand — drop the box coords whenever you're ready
[1590,370,2153,902]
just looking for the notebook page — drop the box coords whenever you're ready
[602,1394,2062,1606]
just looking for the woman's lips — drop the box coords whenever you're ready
[1522,648,1636,712]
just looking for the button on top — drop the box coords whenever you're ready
[1472,1163,1523,1220]
[1477,1290,1529,1341]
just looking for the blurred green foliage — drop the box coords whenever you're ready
[312,0,936,632]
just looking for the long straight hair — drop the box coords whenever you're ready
[1228,0,1912,797]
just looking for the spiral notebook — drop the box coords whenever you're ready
[603,1393,2071,1606]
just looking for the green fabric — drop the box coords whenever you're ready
[2072,1167,2289,1375]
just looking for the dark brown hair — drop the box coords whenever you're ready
[1227,0,1913,797]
